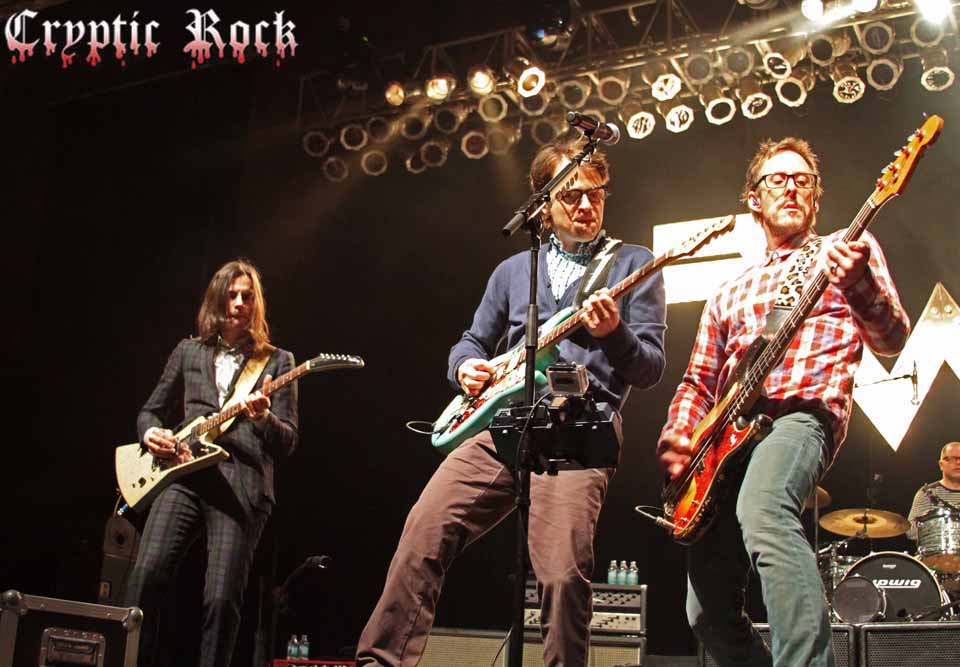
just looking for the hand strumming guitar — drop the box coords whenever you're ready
[658,433,693,480]
[458,359,495,397]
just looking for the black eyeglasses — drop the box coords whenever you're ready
[557,185,610,206]
[753,172,819,191]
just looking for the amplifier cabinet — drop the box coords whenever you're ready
[420,627,645,667]
[525,582,647,635]
[699,623,855,667]
[0,591,142,667]
[859,621,960,667]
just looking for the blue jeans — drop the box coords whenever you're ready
[687,411,834,667]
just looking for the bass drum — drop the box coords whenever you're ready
[833,551,946,623]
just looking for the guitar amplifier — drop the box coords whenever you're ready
[0,591,142,667]
[859,621,960,666]
[699,623,855,667]
[524,582,647,636]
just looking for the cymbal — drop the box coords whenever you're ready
[819,508,910,538]
[803,486,831,510]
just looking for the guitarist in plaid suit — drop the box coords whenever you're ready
[125,259,299,667]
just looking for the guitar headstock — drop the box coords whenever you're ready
[871,115,943,208]
[665,214,738,260]
[306,353,365,372]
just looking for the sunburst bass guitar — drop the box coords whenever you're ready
[662,115,943,545]
[431,214,739,454]
[115,353,364,511]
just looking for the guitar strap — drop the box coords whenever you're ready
[573,235,623,306]
[216,345,275,435]
[763,237,823,335]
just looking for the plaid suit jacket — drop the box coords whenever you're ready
[137,338,299,513]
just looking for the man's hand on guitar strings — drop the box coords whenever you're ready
[658,434,693,480]
[458,359,494,396]
[144,427,179,460]
[242,375,272,421]
[581,288,620,338]
[824,239,870,290]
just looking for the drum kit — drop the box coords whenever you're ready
[809,486,960,624]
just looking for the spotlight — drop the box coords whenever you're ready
[420,138,450,168]
[460,127,489,159]
[775,65,816,107]
[618,101,656,139]
[911,16,945,48]
[801,0,823,22]
[505,56,546,98]
[740,0,778,9]
[557,78,592,109]
[642,61,683,101]
[852,0,878,11]
[916,0,952,24]
[514,82,555,117]
[736,74,773,119]
[809,30,851,67]
[859,21,895,55]
[530,115,565,146]
[425,72,457,101]
[467,65,497,96]
[866,53,902,91]
[399,111,431,141]
[830,58,865,103]
[487,120,521,155]
[723,46,755,78]
[524,0,572,50]
[683,52,715,86]
[763,40,806,79]
[596,71,631,105]
[366,116,396,144]
[477,93,509,122]
[657,98,695,133]
[384,80,421,107]
[699,83,737,125]
[920,49,955,92]
[339,123,368,152]
[360,149,389,176]
[302,129,333,158]
[434,103,470,134]
[322,156,348,182]
[404,151,427,175]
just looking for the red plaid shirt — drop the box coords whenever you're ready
[660,228,910,456]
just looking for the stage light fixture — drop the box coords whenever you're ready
[852,0,878,11]
[722,46,755,78]
[740,0,778,9]
[434,103,470,134]
[618,101,656,140]
[366,116,396,144]
[916,0,952,24]
[683,52,715,86]
[642,61,683,101]
[596,71,631,106]
[487,120,521,155]
[524,0,572,50]
[360,149,389,176]
[911,16,945,48]
[763,40,806,79]
[920,49,955,91]
[399,111,431,141]
[506,56,546,98]
[514,81,555,117]
[420,138,450,168]
[831,58,866,103]
[339,123,368,152]
[302,129,333,158]
[404,151,427,175]
[657,98,694,133]
[775,64,816,107]
[809,30,851,66]
[699,83,737,125]
[425,72,456,102]
[385,80,421,107]
[467,65,497,96]
[477,93,509,122]
[322,156,348,182]
[866,53,903,91]
[736,74,773,119]
[801,0,824,21]
[460,127,489,159]
[557,78,592,109]
[531,115,565,146]
[859,21,895,55]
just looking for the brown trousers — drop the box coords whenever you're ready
[356,431,613,667]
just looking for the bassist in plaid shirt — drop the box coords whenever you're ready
[658,138,909,666]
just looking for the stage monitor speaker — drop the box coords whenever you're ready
[699,623,855,667]
[859,621,960,666]
[419,627,645,667]
[98,513,140,605]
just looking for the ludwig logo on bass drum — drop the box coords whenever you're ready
[873,578,922,589]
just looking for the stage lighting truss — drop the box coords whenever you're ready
[762,39,806,79]
[619,100,656,139]
[911,15,945,48]
[467,64,497,96]
[339,123,369,152]
[420,138,451,168]
[657,97,694,133]
[477,93,509,122]
[683,51,715,86]
[557,78,592,109]
[699,83,737,125]
[858,21,895,55]
[831,57,866,103]
[866,52,903,91]
[809,30,852,67]
[774,64,816,107]
[920,49,955,91]
[505,56,546,98]
[360,149,389,176]
[487,119,521,155]
[322,156,349,182]
[433,103,470,134]
[399,110,431,141]
[302,129,333,158]
[642,61,683,101]
[736,74,773,119]
[404,151,427,174]
[366,116,397,144]
[722,45,756,78]
[460,126,489,159]
[595,71,632,106]
[530,114,565,146]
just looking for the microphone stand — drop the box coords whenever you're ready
[502,135,602,667]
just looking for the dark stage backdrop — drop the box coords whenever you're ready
[2,4,959,660]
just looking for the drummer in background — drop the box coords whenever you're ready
[907,441,960,540]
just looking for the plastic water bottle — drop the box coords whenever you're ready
[627,560,639,586]
[286,635,300,660]
[298,634,310,659]
[607,560,618,584]
[616,560,627,585]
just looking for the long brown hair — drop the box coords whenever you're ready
[196,259,271,353]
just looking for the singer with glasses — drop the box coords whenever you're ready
[907,442,960,541]
[355,135,666,667]
[658,137,909,667]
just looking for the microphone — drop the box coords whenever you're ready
[912,361,919,405]
[566,111,621,145]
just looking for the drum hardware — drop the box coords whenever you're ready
[819,508,910,539]
[904,596,960,622]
